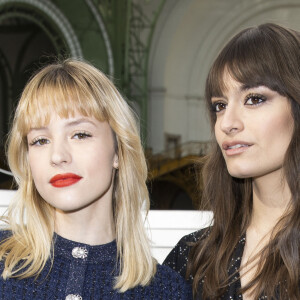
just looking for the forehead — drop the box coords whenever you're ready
[217,71,242,95]
[19,93,106,136]
[210,68,279,99]
[26,113,116,146]
[210,70,246,100]
[28,113,99,131]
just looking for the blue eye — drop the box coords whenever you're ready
[72,132,92,139]
[245,93,266,105]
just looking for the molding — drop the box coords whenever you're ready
[149,87,167,94]
[0,0,83,58]
[85,0,114,76]
[190,0,300,94]
[185,95,204,101]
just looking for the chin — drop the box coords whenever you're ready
[227,166,253,179]
[55,204,86,213]
[230,173,251,179]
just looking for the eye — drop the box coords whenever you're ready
[212,102,227,112]
[244,93,266,105]
[30,138,49,146]
[72,132,92,140]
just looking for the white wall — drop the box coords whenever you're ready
[0,190,14,216]
[147,210,213,263]
[148,0,300,153]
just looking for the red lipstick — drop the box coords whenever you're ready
[50,173,82,188]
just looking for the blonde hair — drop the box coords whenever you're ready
[0,59,156,291]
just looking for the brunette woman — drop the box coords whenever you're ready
[164,23,300,299]
[0,59,192,299]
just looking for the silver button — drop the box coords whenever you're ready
[72,247,88,259]
[65,294,82,300]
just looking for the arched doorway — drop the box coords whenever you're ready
[0,3,73,188]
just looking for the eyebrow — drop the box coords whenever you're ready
[211,84,265,100]
[29,117,97,132]
[65,118,97,128]
[240,84,263,91]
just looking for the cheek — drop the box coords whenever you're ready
[278,114,293,136]
[214,121,223,148]
[27,153,38,180]
[261,113,293,149]
[27,150,47,191]
[84,150,115,178]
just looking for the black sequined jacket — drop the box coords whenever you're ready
[163,228,298,299]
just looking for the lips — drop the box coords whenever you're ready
[50,173,82,188]
[222,141,252,156]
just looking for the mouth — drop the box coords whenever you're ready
[226,144,250,150]
[50,173,82,188]
[222,142,252,155]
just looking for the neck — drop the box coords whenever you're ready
[54,200,115,246]
[250,168,291,235]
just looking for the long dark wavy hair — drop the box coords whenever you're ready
[187,23,300,299]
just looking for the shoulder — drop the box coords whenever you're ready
[162,228,210,280]
[0,229,11,242]
[150,263,192,299]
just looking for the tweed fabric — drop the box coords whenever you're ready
[0,232,192,299]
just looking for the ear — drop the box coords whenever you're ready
[113,155,119,169]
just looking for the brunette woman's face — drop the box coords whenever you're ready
[213,73,294,179]
[27,113,118,213]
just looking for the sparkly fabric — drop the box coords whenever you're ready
[163,229,264,299]
[0,232,192,299]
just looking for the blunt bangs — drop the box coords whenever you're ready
[205,24,298,124]
[17,63,107,136]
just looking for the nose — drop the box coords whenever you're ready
[50,139,72,166]
[219,104,244,135]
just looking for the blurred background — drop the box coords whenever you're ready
[0,0,299,211]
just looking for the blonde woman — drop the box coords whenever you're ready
[0,59,192,299]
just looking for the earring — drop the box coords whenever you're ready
[113,161,119,169]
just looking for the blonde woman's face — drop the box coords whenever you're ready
[27,113,118,214]
[213,74,293,179]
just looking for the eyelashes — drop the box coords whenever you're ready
[28,131,92,146]
[211,93,267,113]
[211,101,226,113]
[72,131,92,140]
[244,93,267,105]
[29,138,49,146]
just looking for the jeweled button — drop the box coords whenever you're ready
[65,294,82,300]
[72,247,88,259]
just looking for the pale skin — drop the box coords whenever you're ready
[27,113,119,245]
[213,73,293,299]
